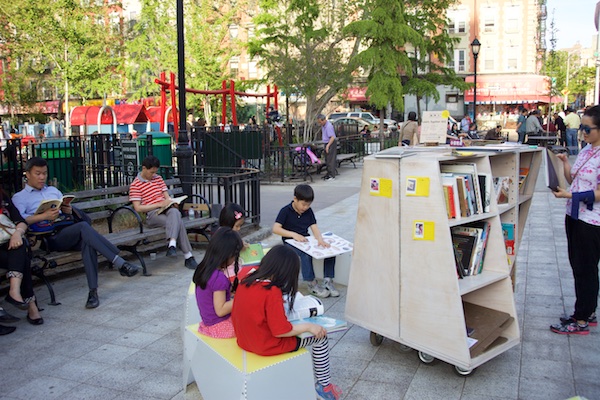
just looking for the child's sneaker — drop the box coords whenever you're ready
[559,313,597,327]
[323,278,340,297]
[550,321,590,335]
[315,382,342,400]
[308,281,330,298]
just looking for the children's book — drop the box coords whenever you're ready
[292,316,348,338]
[501,222,515,256]
[157,195,188,214]
[285,232,353,260]
[34,195,76,215]
[493,177,511,204]
[239,243,264,267]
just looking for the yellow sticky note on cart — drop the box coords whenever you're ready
[406,177,430,197]
[412,221,434,241]
[369,178,392,198]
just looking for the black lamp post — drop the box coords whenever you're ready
[175,0,192,195]
[471,38,481,123]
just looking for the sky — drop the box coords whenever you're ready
[546,0,598,49]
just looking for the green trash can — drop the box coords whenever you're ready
[33,139,82,192]
[137,132,173,178]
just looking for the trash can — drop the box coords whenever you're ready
[137,132,173,178]
[33,139,82,192]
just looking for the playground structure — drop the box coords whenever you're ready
[154,72,280,141]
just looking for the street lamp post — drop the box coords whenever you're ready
[175,0,192,195]
[471,38,481,123]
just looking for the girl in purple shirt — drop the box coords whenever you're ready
[193,227,243,338]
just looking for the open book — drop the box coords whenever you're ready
[34,195,76,215]
[292,316,348,338]
[157,195,188,214]
[285,232,353,260]
[545,148,567,192]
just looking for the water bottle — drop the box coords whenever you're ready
[188,207,195,220]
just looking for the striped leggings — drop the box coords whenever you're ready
[298,336,331,386]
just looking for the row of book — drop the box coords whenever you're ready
[441,163,491,219]
[451,221,491,278]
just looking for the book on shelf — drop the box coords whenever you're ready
[285,232,353,260]
[451,231,476,278]
[544,148,568,192]
[478,173,492,213]
[493,176,511,205]
[441,173,461,219]
[455,176,469,217]
[451,222,490,276]
[465,221,491,274]
[518,167,530,190]
[285,293,347,338]
[440,163,484,215]
[501,223,515,256]
[157,195,188,214]
[34,195,76,215]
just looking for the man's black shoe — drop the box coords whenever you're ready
[0,308,19,323]
[184,257,198,270]
[85,289,99,309]
[0,324,16,335]
[119,262,140,277]
[166,246,177,257]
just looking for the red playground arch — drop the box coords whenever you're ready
[154,72,279,141]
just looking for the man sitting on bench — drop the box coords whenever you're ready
[129,155,199,270]
[12,157,140,310]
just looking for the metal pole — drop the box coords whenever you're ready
[473,54,478,123]
[175,0,193,195]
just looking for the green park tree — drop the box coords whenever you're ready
[0,0,123,129]
[402,0,467,123]
[344,0,420,139]
[249,0,363,141]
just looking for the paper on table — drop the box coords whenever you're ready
[285,232,353,260]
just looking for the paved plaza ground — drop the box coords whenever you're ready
[0,154,599,400]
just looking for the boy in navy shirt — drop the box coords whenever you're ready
[273,184,338,298]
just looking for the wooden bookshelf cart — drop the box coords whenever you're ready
[345,145,541,375]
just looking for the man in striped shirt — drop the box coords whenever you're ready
[129,156,198,269]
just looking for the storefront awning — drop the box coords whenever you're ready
[345,87,368,102]
[464,74,555,104]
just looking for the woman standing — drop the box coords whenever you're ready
[550,105,600,335]
[399,111,418,146]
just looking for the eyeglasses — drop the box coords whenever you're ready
[580,125,599,135]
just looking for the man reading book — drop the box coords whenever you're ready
[129,155,198,269]
[12,157,140,309]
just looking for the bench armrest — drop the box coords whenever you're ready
[107,205,144,234]
[181,193,212,218]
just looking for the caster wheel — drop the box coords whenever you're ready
[418,351,436,364]
[369,331,383,346]
[453,365,476,376]
[399,344,412,352]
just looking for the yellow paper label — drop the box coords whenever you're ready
[412,221,435,241]
[369,178,392,198]
[406,177,430,197]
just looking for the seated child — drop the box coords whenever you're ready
[219,203,256,283]
[231,245,342,400]
[193,227,243,338]
[273,184,338,298]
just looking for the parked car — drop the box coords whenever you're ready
[328,111,397,129]
[330,117,378,137]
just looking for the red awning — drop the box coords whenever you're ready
[70,106,115,126]
[113,104,149,124]
[464,74,553,104]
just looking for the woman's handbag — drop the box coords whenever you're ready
[0,214,17,244]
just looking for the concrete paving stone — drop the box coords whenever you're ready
[119,348,178,372]
[521,340,572,362]
[73,324,130,343]
[100,314,153,331]
[128,371,183,399]
[17,354,74,377]
[359,359,416,386]
[330,334,379,361]
[60,383,122,400]
[523,315,569,332]
[112,329,163,349]
[84,364,153,391]
[525,282,564,296]
[0,369,39,394]
[573,383,600,400]
[461,369,519,399]
[45,336,105,358]
[46,358,111,382]
[136,316,181,334]
[371,341,421,368]
[85,343,141,365]
[519,358,574,382]
[110,391,163,400]
[344,380,408,400]
[525,293,564,308]
[518,376,577,400]
[161,355,184,378]
[525,302,566,320]
[143,330,183,355]
[403,366,465,400]
[6,375,79,400]
[475,346,521,376]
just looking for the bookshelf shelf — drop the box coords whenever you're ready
[345,145,541,374]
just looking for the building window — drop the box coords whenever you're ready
[229,56,239,78]
[484,48,494,71]
[505,7,520,34]
[248,58,258,79]
[482,7,496,33]
[229,24,239,39]
[506,45,519,71]
[447,9,467,34]
[247,24,255,39]
[449,49,465,73]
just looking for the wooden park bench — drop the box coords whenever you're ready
[26,178,218,305]
[316,153,359,176]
